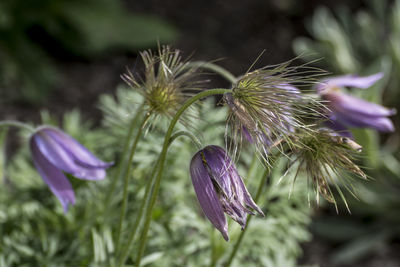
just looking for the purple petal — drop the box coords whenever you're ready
[233,173,264,217]
[33,130,107,180]
[275,84,301,94]
[30,138,75,213]
[318,73,384,92]
[43,128,112,168]
[334,112,395,132]
[190,151,229,241]
[202,146,234,198]
[242,127,253,143]
[203,146,264,219]
[324,116,354,139]
[324,92,395,118]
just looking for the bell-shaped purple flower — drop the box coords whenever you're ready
[30,126,112,212]
[318,73,396,135]
[190,145,264,241]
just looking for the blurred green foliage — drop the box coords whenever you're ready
[0,0,177,103]
[0,87,312,266]
[293,0,400,265]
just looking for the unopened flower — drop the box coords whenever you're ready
[122,46,203,127]
[289,130,366,211]
[190,145,264,241]
[318,73,396,135]
[224,61,322,161]
[30,127,112,212]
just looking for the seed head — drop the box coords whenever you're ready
[288,129,366,212]
[224,60,324,162]
[122,46,204,127]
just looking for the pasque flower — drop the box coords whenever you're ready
[224,61,322,161]
[122,46,204,128]
[30,127,112,212]
[190,145,264,241]
[318,73,396,135]
[289,129,365,211]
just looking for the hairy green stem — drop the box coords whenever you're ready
[117,157,160,266]
[117,130,201,265]
[188,61,237,84]
[104,104,145,211]
[169,130,202,149]
[224,166,272,267]
[134,88,230,267]
[116,113,151,251]
[0,120,35,133]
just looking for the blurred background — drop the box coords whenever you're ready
[1,0,400,266]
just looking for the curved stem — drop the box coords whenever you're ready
[117,157,160,266]
[115,113,151,250]
[134,88,230,267]
[0,120,35,133]
[104,104,145,211]
[188,61,237,84]
[169,130,202,149]
[117,130,200,265]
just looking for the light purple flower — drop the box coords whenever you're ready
[190,145,264,241]
[30,126,112,212]
[318,73,396,135]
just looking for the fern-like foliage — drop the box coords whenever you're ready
[0,86,313,266]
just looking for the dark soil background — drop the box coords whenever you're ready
[1,0,363,124]
[5,0,398,266]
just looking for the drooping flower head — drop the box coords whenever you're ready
[190,145,264,241]
[288,129,365,212]
[224,60,323,162]
[318,73,396,136]
[122,46,204,128]
[30,126,112,212]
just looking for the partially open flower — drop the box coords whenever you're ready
[122,46,203,127]
[318,73,396,135]
[289,130,366,211]
[190,145,264,241]
[30,127,112,212]
[224,61,322,161]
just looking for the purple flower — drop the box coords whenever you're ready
[190,145,264,241]
[318,73,396,135]
[30,127,112,212]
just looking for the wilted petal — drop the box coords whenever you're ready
[43,128,112,168]
[318,73,384,92]
[30,139,75,213]
[233,172,264,217]
[242,127,253,143]
[33,129,107,180]
[190,151,229,241]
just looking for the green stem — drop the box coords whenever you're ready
[134,88,230,267]
[104,104,145,211]
[0,120,35,132]
[117,130,199,265]
[117,157,160,265]
[169,130,202,149]
[224,165,273,267]
[188,61,237,84]
[210,228,217,267]
[116,113,151,251]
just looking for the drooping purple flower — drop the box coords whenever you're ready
[30,126,112,212]
[190,145,264,241]
[318,73,396,135]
